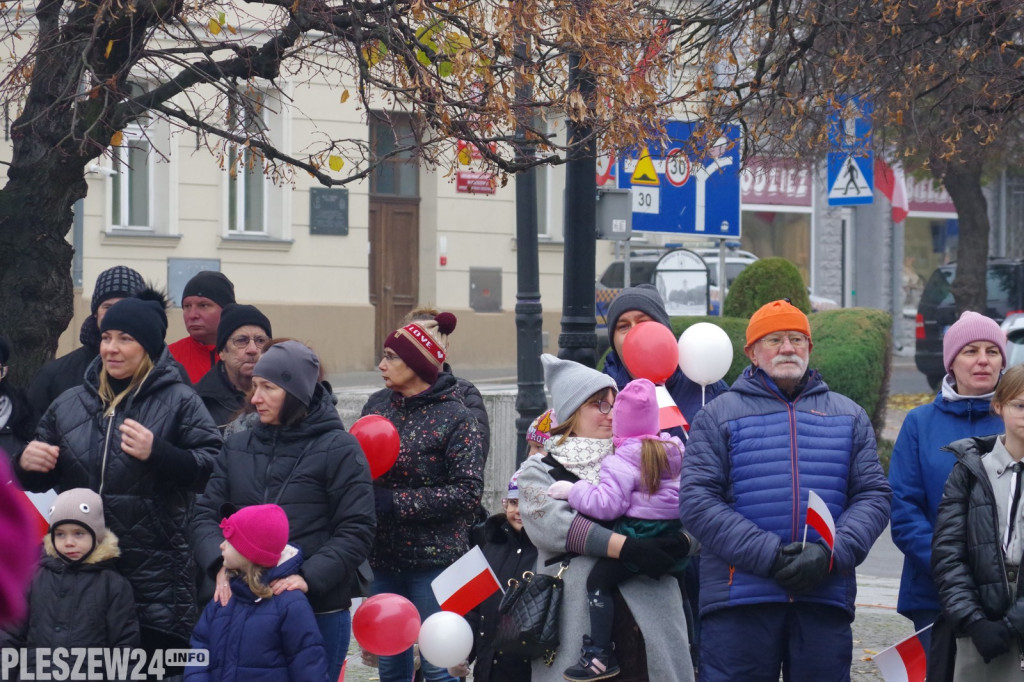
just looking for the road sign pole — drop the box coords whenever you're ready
[718,240,727,316]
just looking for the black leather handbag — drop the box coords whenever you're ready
[496,558,571,665]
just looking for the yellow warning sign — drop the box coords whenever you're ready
[631,147,660,186]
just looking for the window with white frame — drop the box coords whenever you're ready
[536,115,565,240]
[224,85,289,239]
[110,127,152,229]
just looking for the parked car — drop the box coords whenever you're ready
[914,258,1024,390]
[1003,313,1024,369]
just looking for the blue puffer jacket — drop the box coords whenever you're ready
[679,366,891,618]
[888,390,1002,617]
[603,351,727,432]
[186,547,328,682]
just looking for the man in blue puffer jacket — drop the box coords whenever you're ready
[680,299,891,681]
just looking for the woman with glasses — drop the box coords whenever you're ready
[932,364,1024,680]
[192,340,375,682]
[518,354,694,682]
[360,312,486,682]
[890,311,1007,659]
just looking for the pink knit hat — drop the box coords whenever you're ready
[942,311,1006,373]
[220,504,289,568]
[612,378,659,440]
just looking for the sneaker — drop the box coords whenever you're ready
[563,636,620,681]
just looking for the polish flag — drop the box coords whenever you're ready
[874,158,909,223]
[431,545,502,615]
[806,490,836,570]
[873,626,930,682]
[655,384,688,431]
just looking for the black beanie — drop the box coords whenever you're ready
[216,304,272,352]
[606,284,672,349]
[182,271,235,308]
[91,266,145,315]
[100,290,168,360]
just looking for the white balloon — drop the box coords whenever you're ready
[678,322,734,387]
[418,611,474,668]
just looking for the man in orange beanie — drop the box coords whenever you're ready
[679,298,891,681]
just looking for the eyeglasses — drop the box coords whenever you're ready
[1005,401,1024,414]
[502,499,519,508]
[230,335,268,349]
[759,334,809,349]
[588,399,614,414]
[381,352,402,363]
[0,365,7,380]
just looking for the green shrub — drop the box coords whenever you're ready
[670,316,748,385]
[723,258,812,318]
[808,308,893,438]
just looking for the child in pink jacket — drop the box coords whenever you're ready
[548,377,690,681]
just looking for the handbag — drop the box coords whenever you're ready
[496,558,571,666]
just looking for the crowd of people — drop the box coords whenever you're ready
[1,266,1022,681]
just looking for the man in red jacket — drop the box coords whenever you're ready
[168,271,235,383]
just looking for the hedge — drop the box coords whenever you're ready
[723,257,812,318]
[668,308,893,439]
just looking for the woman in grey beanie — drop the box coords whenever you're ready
[517,354,694,682]
[192,339,375,682]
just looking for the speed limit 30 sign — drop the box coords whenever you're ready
[665,149,691,187]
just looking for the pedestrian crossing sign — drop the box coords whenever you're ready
[827,152,874,206]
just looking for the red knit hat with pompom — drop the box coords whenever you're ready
[385,312,457,384]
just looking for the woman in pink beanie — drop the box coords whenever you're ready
[188,504,328,681]
[889,309,1007,661]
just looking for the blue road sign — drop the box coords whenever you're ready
[616,121,741,237]
[827,97,874,206]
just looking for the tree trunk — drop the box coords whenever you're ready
[940,158,989,316]
[0,170,86,388]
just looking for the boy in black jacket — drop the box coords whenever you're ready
[2,488,139,661]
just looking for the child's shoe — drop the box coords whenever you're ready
[563,635,620,681]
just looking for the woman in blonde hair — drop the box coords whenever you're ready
[15,290,221,663]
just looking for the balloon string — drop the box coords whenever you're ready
[701,385,707,406]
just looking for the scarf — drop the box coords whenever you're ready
[547,437,613,485]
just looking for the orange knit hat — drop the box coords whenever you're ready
[745,299,812,349]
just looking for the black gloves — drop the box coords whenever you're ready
[652,532,691,559]
[620,536,676,578]
[373,487,394,517]
[1005,599,1024,636]
[770,542,831,594]
[966,618,1012,663]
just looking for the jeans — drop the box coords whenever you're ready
[909,609,940,660]
[373,568,457,682]
[315,609,352,682]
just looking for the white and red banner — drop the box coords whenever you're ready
[875,158,910,223]
[655,384,688,432]
[805,490,836,570]
[873,626,930,682]
[431,546,502,616]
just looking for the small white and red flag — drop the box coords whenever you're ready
[805,490,836,570]
[873,626,930,682]
[655,384,688,432]
[874,158,909,224]
[431,545,502,616]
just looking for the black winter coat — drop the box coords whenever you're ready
[194,364,244,431]
[0,383,36,460]
[361,373,486,572]
[2,532,140,651]
[14,348,222,644]
[466,514,536,682]
[193,384,376,613]
[26,345,97,424]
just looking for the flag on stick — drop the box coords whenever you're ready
[430,545,502,615]
[655,384,688,431]
[874,158,910,223]
[805,490,836,570]
[873,625,930,682]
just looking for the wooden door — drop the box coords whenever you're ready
[369,196,420,354]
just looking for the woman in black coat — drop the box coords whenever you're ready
[0,336,36,460]
[14,292,221,656]
[192,340,375,682]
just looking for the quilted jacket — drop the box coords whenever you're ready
[187,546,328,682]
[679,366,891,617]
[889,390,1002,617]
[193,383,376,614]
[361,373,485,571]
[15,347,222,644]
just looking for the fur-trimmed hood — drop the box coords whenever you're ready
[44,528,121,565]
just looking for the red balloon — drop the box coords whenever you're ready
[621,321,678,384]
[353,593,421,656]
[350,415,400,479]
